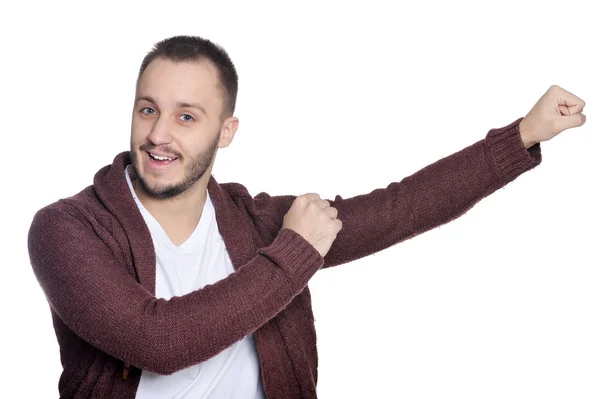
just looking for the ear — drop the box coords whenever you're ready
[218,116,239,148]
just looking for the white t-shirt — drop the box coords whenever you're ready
[125,166,266,399]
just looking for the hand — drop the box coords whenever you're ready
[519,85,586,148]
[282,193,342,258]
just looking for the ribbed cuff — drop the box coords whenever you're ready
[486,117,542,183]
[257,228,324,288]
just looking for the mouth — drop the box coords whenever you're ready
[145,150,179,170]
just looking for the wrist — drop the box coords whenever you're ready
[518,119,537,149]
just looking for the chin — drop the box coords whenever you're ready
[140,179,188,200]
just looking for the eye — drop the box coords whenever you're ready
[179,114,195,122]
[140,107,157,116]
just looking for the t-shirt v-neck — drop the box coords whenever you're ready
[124,165,233,298]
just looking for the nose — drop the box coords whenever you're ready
[147,115,173,145]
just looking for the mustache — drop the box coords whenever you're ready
[139,143,182,159]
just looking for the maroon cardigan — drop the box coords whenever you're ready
[28,118,541,398]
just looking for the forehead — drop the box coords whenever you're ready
[137,58,223,113]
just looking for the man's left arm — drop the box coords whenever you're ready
[250,86,586,269]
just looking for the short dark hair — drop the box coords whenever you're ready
[137,35,238,117]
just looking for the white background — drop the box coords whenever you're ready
[1,0,599,398]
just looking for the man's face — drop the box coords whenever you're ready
[130,58,229,199]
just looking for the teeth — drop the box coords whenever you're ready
[150,153,174,161]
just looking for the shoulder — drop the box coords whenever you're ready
[215,180,295,218]
[29,185,118,245]
[31,152,130,234]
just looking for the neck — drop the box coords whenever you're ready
[133,172,212,245]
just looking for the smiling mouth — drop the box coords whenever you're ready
[145,151,178,167]
[148,152,177,161]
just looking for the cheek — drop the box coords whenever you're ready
[130,118,148,143]
[180,126,219,152]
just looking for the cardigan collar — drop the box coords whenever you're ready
[93,151,257,294]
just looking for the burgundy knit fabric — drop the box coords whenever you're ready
[28,118,541,398]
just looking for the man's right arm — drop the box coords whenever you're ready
[27,204,324,376]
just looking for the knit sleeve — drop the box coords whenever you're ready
[321,117,541,267]
[249,118,541,269]
[27,206,322,375]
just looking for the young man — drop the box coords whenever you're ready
[28,35,586,399]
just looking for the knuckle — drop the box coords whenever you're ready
[296,195,311,205]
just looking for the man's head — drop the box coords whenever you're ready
[130,36,239,200]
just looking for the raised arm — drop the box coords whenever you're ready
[323,117,538,267]
[250,86,586,269]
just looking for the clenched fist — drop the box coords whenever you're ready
[283,193,342,258]
[519,85,586,148]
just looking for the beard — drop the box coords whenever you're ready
[130,135,220,200]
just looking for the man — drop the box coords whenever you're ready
[28,35,586,399]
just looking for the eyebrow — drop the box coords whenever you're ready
[135,96,208,116]
[177,101,207,116]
